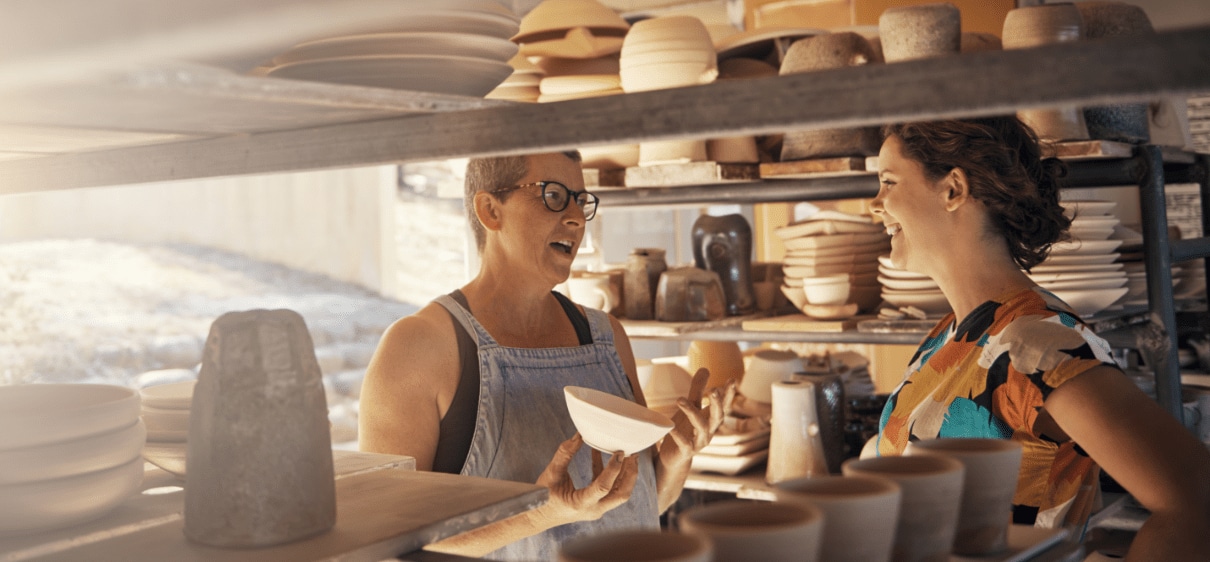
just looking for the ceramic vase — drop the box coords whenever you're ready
[878,3,961,63]
[767,380,830,484]
[679,500,824,562]
[779,33,882,160]
[691,214,756,316]
[1077,1,1153,144]
[774,474,902,562]
[791,372,847,474]
[843,455,966,562]
[623,248,667,320]
[1003,4,1090,142]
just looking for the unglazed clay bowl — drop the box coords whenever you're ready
[0,456,144,534]
[0,420,145,485]
[564,386,674,456]
[679,499,825,562]
[0,384,141,451]
[138,378,196,410]
[773,474,901,562]
[560,529,712,562]
[512,0,629,44]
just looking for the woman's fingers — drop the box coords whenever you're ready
[598,454,641,511]
[687,368,710,403]
[586,450,626,500]
[538,433,582,486]
[591,447,604,479]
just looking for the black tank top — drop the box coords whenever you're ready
[430,290,593,474]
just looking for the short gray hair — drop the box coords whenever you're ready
[463,151,582,253]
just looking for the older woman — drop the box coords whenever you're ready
[870,116,1210,559]
[359,151,729,561]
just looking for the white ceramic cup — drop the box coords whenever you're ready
[802,274,851,306]
[567,274,617,311]
[842,455,965,562]
[740,349,802,403]
[679,499,824,562]
[906,438,1024,556]
[774,474,902,562]
[559,529,712,562]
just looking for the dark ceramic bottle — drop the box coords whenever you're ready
[692,214,756,316]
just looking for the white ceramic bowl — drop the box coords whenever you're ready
[742,350,803,403]
[0,420,145,485]
[139,380,195,410]
[564,386,675,456]
[620,63,717,92]
[640,362,693,405]
[143,441,188,478]
[625,16,713,45]
[803,277,851,306]
[0,456,144,534]
[0,384,140,451]
[1045,287,1130,317]
[620,49,716,69]
[781,283,807,309]
[141,405,191,435]
[512,0,630,44]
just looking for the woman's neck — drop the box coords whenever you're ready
[928,243,1036,324]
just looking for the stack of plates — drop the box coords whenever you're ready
[775,213,889,313]
[140,380,195,478]
[1032,200,1130,317]
[263,0,520,96]
[487,52,545,101]
[877,254,951,316]
[0,384,145,534]
[691,416,771,476]
[511,0,629,59]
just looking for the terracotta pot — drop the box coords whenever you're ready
[774,474,902,562]
[878,3,961,62]
[843,455,965,562]
[679,499,824,562]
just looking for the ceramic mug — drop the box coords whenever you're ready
[842,455,965,562]
[774,474,902,562]
[559,529,713,562]
[679,499,824,562]
[906,438,1023,556]
[567,274,617,312]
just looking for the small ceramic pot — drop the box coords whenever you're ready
[879,3,961,62]
[654,267,727,322]
[1003,3,1089,142]
[779,33,883,160]
[679,500,824,562]
[843,455,966,562]
[740,349,802,403]
[774,475,902,562]
[906,438,1024,557]
[623,248,667,320]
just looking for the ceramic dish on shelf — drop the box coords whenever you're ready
[784,261,878,278]
[539,74,621,95]
[0,384,140,451]
[877,264,933,281]
[700,434,770,456]
[1030,262,1124,274]
[273,32,519,67]
[0,456,144,534]
[0,420,145,485]
[783,249,884,267]
[878,276,940,291]
[564,386,674,456]
[520,28,626,59]
[1048,239,1123,255]
[780,284,807,309]
[690,448,768,475]
[511,0,629,44]
[710,417,772,446]
[139,380,194,410]
[1041,253,1120,266]
[141,405,190,434]
[1067,228,1116,242]
[881,291,952,315]
[1060,200,1117,218]
[1069,216,1120,229]
[266,55,512,97]
[782,232,888,250]
[531,54,619,76]
[1044,287,1130,317]
[775,219,884,240]
[784,239,889,259]
[1037,278,1128,291]
[143,442,187,478]
[1028,270,1126,283]
[362,2,520,40]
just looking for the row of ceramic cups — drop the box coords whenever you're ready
[560,437,1025,562]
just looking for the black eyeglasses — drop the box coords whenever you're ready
[491,181,599,221]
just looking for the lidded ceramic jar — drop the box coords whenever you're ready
[1003,3,1089,142]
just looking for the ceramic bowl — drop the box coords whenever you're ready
[624,16,713,45]
[564,386,674,455]
[540,74,621,95]
[621,38,714,56]
[512,0,630,44]
[143,441,188,478]
[620,49,716,69]
[0,420,145,485]
[620,63,717,92]
[0,384,141,451]
[640,362,693,406]
[679,500,825,562]
[0,456,144,534]
[742,349,803,403]
[141,405,191,435]
[139,380,195,410]
[802,275,851,306]
[559,529,712,562]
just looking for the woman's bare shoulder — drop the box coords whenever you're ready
[369,302,460,386]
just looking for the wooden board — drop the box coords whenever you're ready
[624,162,759,188]
[759,157,870,179]
[582,168,625,188]
[1051,139,1134,160]
[1,452,546,562]
[742,313,873,333]
[621,312,767,338]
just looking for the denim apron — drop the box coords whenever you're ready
[434,295,660,561]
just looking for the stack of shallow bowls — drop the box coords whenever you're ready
[487,53,545,102]
[262,0,520,97]
[877,254,950,317]
[1028,199,1129,317]
[620,15,718,166]
[512,0,629,59]
[140,381,195,478]
[0,384,145,534]
[774,212,887,313]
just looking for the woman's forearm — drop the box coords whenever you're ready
[1125,509,1210,561]
[654,452,693,513]
[423,505,560,558]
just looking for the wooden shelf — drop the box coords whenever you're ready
[1,26,1208,194]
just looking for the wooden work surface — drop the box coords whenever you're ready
[743,313,875,333]
[0,451,547,562]
[621,312,769,338]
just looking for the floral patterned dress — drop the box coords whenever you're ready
[876,287,1120,528]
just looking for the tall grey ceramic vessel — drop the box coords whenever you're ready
[692,214,756,316]
[184,309,336,548]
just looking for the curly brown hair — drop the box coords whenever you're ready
[882,116,1071,270]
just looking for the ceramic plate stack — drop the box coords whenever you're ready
[774,212,888,313]
[512,0,629,59]
[486,53,544,101]
[877,254,951,317]
[0,384,145,534]
[263,0,519,97]
[140,380,195,478]
[1031,200,1129,317]
[691,416,771,476]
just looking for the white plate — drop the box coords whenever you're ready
[539,74,621,95]
[784,262,878,278]
[1030,262,1124,274]
[782,231,889,250]
[1048,239,1123,255]
[1041,253,1120,266]
[951,525,1068,562]
[877,264,932,280]
[273,32,519,67]
[881,291,952,315]
[1061,200,1116,217]
[1044,287,1130,317]
[700,434,770,456]
[784,240,889,259]
[1037,277,1128,291]
[691,449,768,475]
[1067,228,1116,241]
[775,220,884,240]
[879,276,940,291]
[267,55,513,97]
[1069,216,1120,229]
